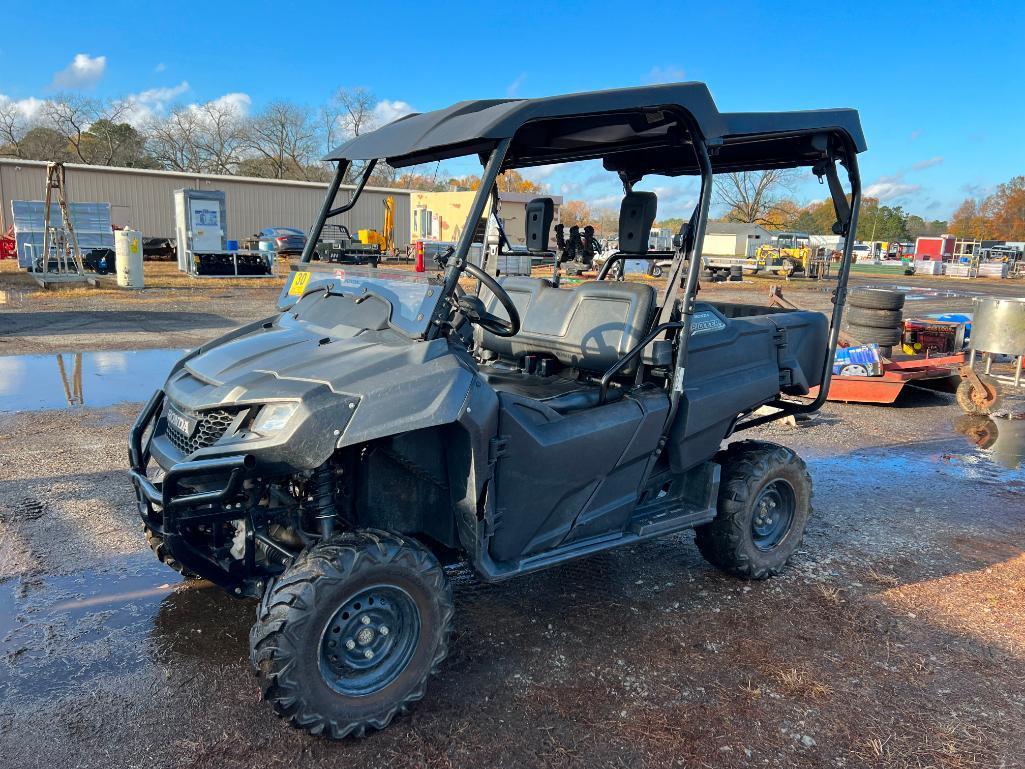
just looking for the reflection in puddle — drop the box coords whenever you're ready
[887,285,986,302]
[953,413,1025,470]
[0,349,185,412]
[0,553,251,700]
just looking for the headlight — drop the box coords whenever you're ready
[253,402,299,435]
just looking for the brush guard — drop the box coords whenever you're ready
[129,389,273,596]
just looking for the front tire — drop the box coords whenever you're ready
[145,525,199,578]
[250,530,453,739]
[696,441,812,579]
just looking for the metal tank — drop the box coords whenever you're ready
[969,296,1025,386]
[970,297,1025,356]
[115,229,144,288]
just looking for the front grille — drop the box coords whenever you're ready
[165,406,240,456]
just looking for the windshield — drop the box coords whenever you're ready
[277,264,443,338]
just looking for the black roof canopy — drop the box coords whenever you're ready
[325,83,866,174]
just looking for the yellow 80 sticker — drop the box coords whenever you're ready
[288,271,311,296]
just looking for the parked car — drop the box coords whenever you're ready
[247,227,307,257]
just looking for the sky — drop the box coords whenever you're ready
[1,0,1023,221]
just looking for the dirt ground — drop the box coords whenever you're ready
[2,258,1025,768]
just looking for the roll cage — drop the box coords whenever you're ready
[300,83,866,428]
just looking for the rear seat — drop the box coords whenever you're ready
[476,277,656,413]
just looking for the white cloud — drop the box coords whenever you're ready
[121,81,190,125]
[0,94,47,121]
[960,182,992,198]
[373,99,415,126]
[589,194,622,209]
[506,73,527,97]
[207,92,251,115]
[155,62,166,73]
[120,86,248,127]
[52,53,107,89]
[864,181,921,201]
[864,157,943,201]
[643,65,686,84]
[521,162,566,182]
[649,183,697,211]
[911,156,943,171]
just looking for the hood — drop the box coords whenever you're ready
[163,314,476,453]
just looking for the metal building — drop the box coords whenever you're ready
[0,159,412,248]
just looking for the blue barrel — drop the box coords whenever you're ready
[226,239,239,251]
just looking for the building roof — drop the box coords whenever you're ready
[706,222,773,235]
[0,157,412,196]
[325,83,866,174]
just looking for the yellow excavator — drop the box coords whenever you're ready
[356,196,395,255]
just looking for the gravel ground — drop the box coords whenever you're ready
[2,261,1025,768]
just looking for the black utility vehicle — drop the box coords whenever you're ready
[130,83,864,739]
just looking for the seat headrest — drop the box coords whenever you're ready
[524,197,554,253]
[619,192,657,254]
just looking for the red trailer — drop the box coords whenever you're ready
[914,234,955,261]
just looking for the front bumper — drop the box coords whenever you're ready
[129,390,265,596]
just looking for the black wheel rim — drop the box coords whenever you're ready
[319,585,421,697]
[751,479,796,551]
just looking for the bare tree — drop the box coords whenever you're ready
[44,94,120,163]
[323,87,378,181]
[246,102,319,180]
[193,100,247,174]
[145,100,247,174]
[714,170,797,225]
[0,100,26,157]
[330,87,376,141]
[145,107,204,171]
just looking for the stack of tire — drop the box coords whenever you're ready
[844,287,905,357]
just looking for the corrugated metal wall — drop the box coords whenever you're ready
[0,160,412,247]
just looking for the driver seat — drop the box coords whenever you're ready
[474,192,658,414]
[475,277,656,413]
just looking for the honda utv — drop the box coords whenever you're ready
[130,83,865,739]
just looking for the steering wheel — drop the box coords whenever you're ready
[461,261,521,337]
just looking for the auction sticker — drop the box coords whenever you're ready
[288,271,311,295]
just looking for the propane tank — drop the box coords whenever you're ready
[115,229,144,288]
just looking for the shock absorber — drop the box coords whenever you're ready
[307,462,337,539]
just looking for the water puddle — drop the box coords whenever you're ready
[0,288,30,307]
[810,412,1025,493]
[952,413,1025,471]
[0,553,249,700]
[884,284,986,302]
[0,349,185,412]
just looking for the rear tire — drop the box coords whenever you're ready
[844,323,902,347]
[848,287,905,310]
[250,530,453,739]
[696,441,812,579]
[846,306,901,328]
